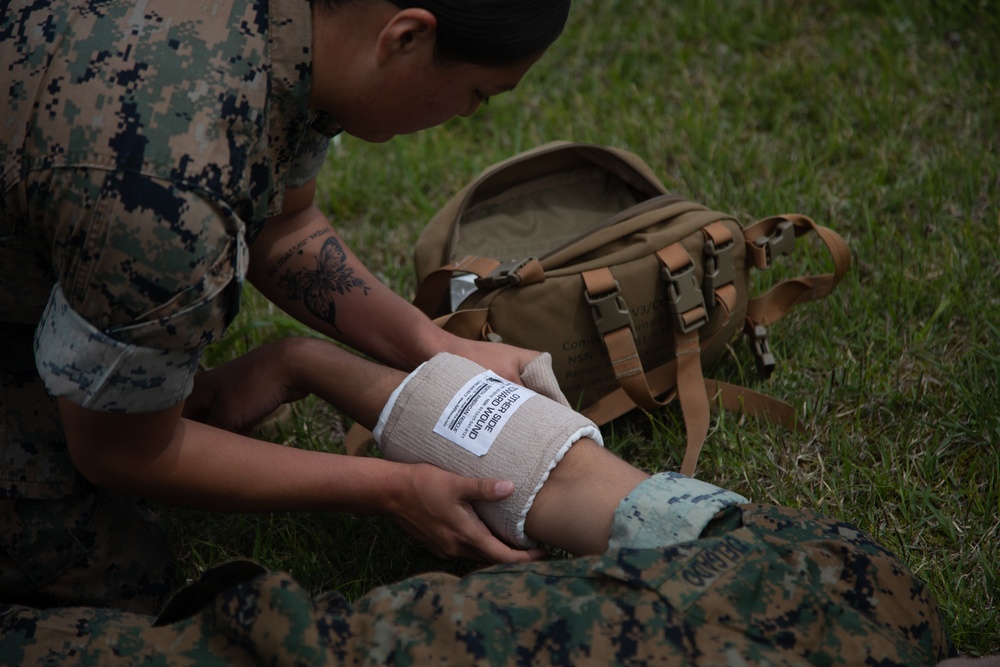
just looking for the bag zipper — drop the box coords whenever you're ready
[536,193,685,261]
[446,142,669,261]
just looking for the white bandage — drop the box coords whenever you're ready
[373,353,602,548]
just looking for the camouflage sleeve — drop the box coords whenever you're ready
[28,168,248,413]
[283,111,341,190]
[608,471,750,549]
[285,126,330,189]
[34,284,204,412]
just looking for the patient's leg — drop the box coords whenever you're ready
[374,352,746,556]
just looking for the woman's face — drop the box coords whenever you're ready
[336,52,544,143]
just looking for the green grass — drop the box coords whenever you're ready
[162,0,1000,657]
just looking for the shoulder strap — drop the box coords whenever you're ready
[743,214,850,329]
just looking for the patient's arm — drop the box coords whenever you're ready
[524,438,649,555]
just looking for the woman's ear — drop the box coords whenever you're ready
[374,8,438,65]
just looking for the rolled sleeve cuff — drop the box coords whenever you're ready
[34,284,202,413]
[285,126,331,189]
[608,472,750,550]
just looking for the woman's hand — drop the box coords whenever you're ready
[443,336,540,384]
[383,462,547,564]
[441,337,569,405]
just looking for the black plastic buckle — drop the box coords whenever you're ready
[753,219,795,269]
[750,324,776,378]
[662,261,708,334]
[703,236,736,305]
[585,280,635,337]
[474,257,536,290]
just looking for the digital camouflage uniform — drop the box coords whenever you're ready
[0,0,331,612]
[0,1,954,663]
[0,474,952,665]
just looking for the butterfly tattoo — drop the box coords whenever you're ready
[278,236,370,334]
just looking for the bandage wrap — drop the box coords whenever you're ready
[375,353,602,548]
[519,352,571,407]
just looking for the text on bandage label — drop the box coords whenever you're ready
[434,371,536,456]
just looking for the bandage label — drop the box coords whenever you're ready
[433,371,536,456]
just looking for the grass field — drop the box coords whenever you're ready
[163,0,1000,657]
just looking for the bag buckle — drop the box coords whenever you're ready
[703,236,736,303]
[662,261,708,334]
[474,257,537,290]
[753,219,795,269]
[585,280,635,337]
[750,324,776,378]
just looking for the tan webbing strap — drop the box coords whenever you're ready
[716,283,738,317]
[603,327,644,391]
[581,268,646,401]
[701,221,731,246]
[581,362,798,430]
[581,261,708,475]
[704,380,801,431]
[656,245,711,476]
[581,265,617,295]
[580,376,677,425]
[701,222,737,320]
[515,258,546,286]
[436,308,491,341]
[674,331,709,476]
[656,244,710,334]
[743,215,851,329]
[412,256,501,317]
[581,267,665,410]
[581,265,708,415]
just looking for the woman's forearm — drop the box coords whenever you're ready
[248,204,452,371]
[60,342,543,563]
[59,397,406,514]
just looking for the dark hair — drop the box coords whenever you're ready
[313,0,571,65]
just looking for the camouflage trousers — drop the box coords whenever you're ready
[0,322,178,615]
[0,485,178,616]
[0,504,951,666]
